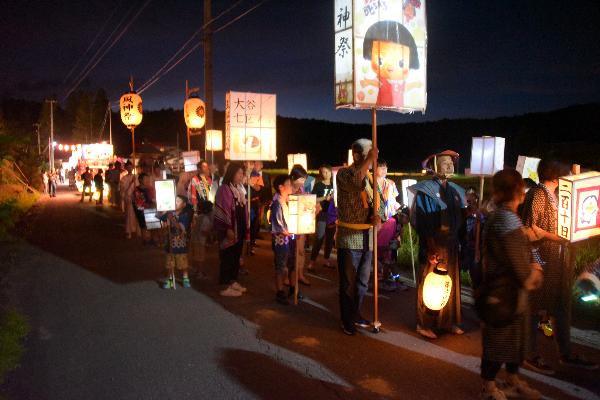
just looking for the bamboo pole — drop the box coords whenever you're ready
[372,108,381,332]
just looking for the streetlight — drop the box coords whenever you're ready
[119,78,143,173]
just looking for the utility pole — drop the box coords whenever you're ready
[204,0,213,131]
[108,103,113,145]
[34,123,41,155]
[46,100,57,170]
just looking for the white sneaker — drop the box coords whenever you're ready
[230,282,247,293]
[220,287,242,297]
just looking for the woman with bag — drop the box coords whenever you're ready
[478,169,544,400]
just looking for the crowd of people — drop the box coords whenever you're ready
[62,140,597,400]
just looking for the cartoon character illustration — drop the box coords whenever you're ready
[360,20,421,108]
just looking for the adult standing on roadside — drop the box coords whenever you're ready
[80,167,93,202]
[119,161,140,239]
[94,169,104,205]
[133,172,154,245]
[308,164,335,270]
[335,139,381,335]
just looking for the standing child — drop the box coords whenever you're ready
[270,175,295,305]
[159,195,193,289]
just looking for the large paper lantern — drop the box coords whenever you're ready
[469,136,505,176]
[401,179,417,206]
[287,153,307,173]
[184,97,206,129]
[334,0,428,113]
[422,262,452,312]
[120,92,143,128]
[558,171,600,242]
[206,129,223,151]
[287,194,316,234]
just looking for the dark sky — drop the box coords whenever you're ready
[1,0,599,124]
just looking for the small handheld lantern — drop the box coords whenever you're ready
[184,96,206,130]
[422,261,453,313]
[287,153,307,173]
[287,194,317,235]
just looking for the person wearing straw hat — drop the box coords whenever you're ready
[409,150,466,339]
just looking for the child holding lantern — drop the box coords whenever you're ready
[158,195,193,289]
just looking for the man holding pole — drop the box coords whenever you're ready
[410,150,466,339]
[335,138,382,335]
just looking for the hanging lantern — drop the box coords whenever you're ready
[347,149,353,166]
[287,194,317,234]
[205,129,223,151]
[58,144,64,151]
[184,96,206,130]
[469,136,505,176]
[287,153,307,173]
[422,262,452,312]
[120,91,143,128]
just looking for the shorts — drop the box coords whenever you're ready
[165,253,189,270]
[272,234,295,273]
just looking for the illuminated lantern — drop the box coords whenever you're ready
[184,96,206,129]
[347,149,353,166]
[422,262,452,312]
[287,153,307,173]
[287,194,317,234]
[205,129,223,151]
[516,155,541,183]
[58,144,64,151]
[401,179,417,206]
[119,91,143,128]
[469,136,505,176]
[558,171,600,242]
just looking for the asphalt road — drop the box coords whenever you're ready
[1,186,599,399]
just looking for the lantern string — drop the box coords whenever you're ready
[62,0,153,102]
[137,0,245,94]
[137,0,269,95]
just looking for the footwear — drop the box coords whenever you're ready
[354,317,371,329]
[288,287,303,300]
[220,287,242,297]
[299,278,311,286]
[341,322,356,336]
[481,388,507,400]
[559,354,599,370]
[523,356,555,375]
[230,281,247,293]
[276,290,290,305]
[451,325,464,335]
[416,325,438,339]
[195,271,209,281]
[161,278,173,289]
[500,378,541,399]
[182,277,191,288]
[306,262,315,271]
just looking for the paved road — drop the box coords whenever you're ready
[1,187,599,399]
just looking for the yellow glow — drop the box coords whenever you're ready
[120,92,143,128]
[287,153,307,173]
[287,194,316,234]
[205,129,223,151]
[184,97,206,129]
[422,266,452,311]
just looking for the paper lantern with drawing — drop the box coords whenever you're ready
[334,0,427,113]
[422,262,452,312]
[558,171,600,242]
[287,194,316,234]
[516,156,541,183]
[469,136,505,176]
[155,179,176,212]
[205,130,223,151]
[120,92,143,128]
[225,91,276,161]
[184,97,206,130]
[287,153,307,173]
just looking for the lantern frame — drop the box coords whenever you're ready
[558,171,600,242]
[287,194,317,235]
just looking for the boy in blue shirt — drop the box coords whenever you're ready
[159,195,193,289]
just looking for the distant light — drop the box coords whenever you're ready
[71,145,76,151]
[581,294,598,302]
[52,141,57,146]
[58,144,64,151]
[421,169,427,174]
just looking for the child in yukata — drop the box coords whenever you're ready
[360,20,421,108]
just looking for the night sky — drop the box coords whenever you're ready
[1,0,599,124]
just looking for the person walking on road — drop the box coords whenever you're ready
[119,161,140,239]
[270,175,295,305]
[133,172,154,245]
[80,167,93,202]
[214,162,248,297]
[308,164,335,271]
[48,169,58,197]
[94,169,104,205]
[335,139,382,335]
[158,195,193,289]
[479,169,544,400]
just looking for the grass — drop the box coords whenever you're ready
[0,184,38,240]
[396,224,419,269]
[0,309,29,385]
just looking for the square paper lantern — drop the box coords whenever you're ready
[287,153,307,173]
[155,179,176,212]
[206,129,223,151]
[558,171,600,242]
[334,0,428,113]
[347,149,353,166]
[516,155,541,183]
[225,91,276,161]
[182,150,200,172]
[401,179,417,206]
[288,194,317,234]
[469,136,505,176]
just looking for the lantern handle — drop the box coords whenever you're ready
[129,76,134,92]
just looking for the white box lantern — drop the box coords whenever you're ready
[401,179,417,207]
[334,0,428,113]
[288,153,307,173]
[558,171,600,242]
[225,91,276,161]
[288,194,317,235]
[155,179,176,212]
[205,129,223,151]
[182,150,200,172]
[516,155,541,183]
[347,149,353,166]
[470,136,505,176]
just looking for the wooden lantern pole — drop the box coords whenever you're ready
[185,80,191,152]
[372,108,381,332]
[131,127,136,175]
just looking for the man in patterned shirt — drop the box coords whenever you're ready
[336,138,382,335]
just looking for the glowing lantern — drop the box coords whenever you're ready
[205,129,223,151]
[469,136,505,176]
[287,194,316,234]
[558,171,600,242]
[287,153,307,173]
[516,155,541,183]
[58,144,64,151]
[119,91,143,128]
[422,262,452,312]
[401,179,417,206]
[184,96,206,129]
[347,149,353,166]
